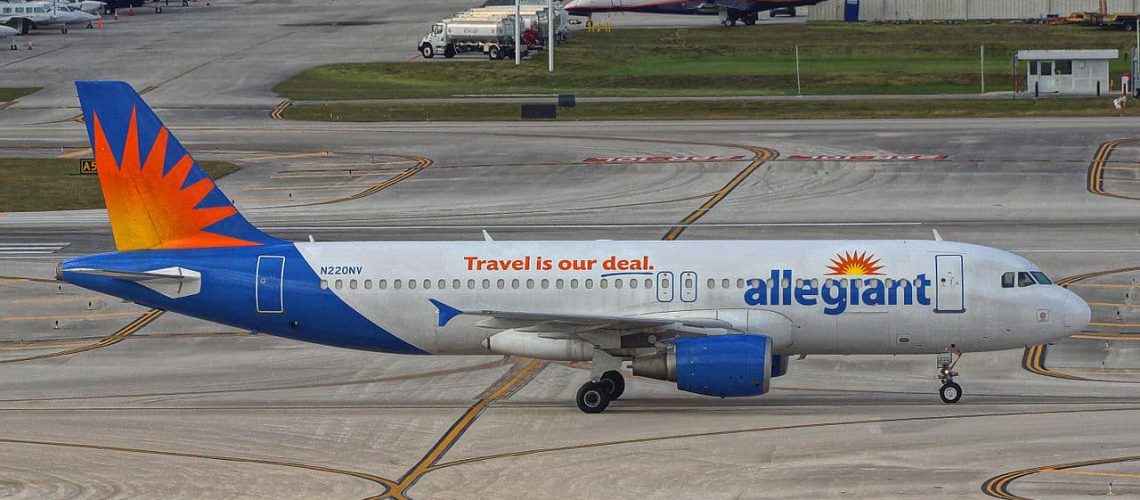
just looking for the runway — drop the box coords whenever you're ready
[2,1,1140,498]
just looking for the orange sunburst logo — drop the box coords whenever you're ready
[92,107,259,251]
[825,251,884,276]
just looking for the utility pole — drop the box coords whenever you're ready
[795,45,802,95]
[548,0,555,72]
[980,45,985,94]
[515,0,521,65]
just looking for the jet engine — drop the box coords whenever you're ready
[632,334,772,397]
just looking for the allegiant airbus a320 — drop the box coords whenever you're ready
[58,81,1091,413]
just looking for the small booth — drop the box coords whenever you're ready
[1016,50,1118,96]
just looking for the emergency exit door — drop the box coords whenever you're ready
[256,255,285,314]
[934,255,964,313]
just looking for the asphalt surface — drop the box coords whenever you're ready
[1,2,1140,499]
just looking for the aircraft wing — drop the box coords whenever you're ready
[430,299,735,340]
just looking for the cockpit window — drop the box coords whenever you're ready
[1001,272,1015,288]
[1017,271,1036,287]
[1030,271,1052,285]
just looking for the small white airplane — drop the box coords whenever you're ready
[1,1,98,34]
[59,81,1092,414]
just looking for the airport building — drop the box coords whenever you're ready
[807,0,1140,21]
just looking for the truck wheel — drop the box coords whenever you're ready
[421,44,434,58]
[444,45,455,58]
[488,46,501,60]
[1127,23,1136,31]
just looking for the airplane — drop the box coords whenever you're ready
[57,81,1091,414]
[1,1,98,34]
[563,0,829,27]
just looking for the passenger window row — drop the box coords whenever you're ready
[319,277,656,291]
[1001,271,1052,288]
[705,277,923,289]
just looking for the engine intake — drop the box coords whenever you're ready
[632,334,772,397]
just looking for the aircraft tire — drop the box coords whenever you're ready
[600,370,625,400]
[939,382,962,404]
[420,44,434,59]
[62,26,68,34]
[576,381,611,414]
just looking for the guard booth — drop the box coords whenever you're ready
[1016,50,1118,96]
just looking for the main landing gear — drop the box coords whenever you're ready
[937,349,962,404]
[576,370,624,414]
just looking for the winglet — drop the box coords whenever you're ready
[429,299,464,327]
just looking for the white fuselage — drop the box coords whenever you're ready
[298,239,1086,356]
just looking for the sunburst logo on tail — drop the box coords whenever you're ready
[91,107,260,251]
[825,251,884,276]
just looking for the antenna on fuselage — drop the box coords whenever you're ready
[482,229,494,242]
[932,229,943,241]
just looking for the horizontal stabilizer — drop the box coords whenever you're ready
[67,266,201,298]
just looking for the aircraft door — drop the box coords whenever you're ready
[680,271,697,303]
[656,271,674,302]
[934,255,964,313]
[256,255,285,314]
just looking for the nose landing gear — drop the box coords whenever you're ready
[937,349,962,403]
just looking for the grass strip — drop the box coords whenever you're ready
[284,98,1140,122]
[0,88,40,103]
[275,23,1140,100]
[0,159,239,212]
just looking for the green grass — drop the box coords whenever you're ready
[285,97,1140,122]
[0,88,40,102]
[0,159,240,212]
[274,23,1140,99]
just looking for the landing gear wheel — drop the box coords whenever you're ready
[420,44,433,58]
[939,382,962,403]
[600,370,625,400]
[155,6,162,13]
[62,26,68,34]
[576,381,611,414]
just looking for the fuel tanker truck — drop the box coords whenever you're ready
[418,17,526,60]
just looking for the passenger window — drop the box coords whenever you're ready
[600,279,608,289]
[585,279,594,289]
[707,278,715,289]
[379,279,387,290]
[409,280,417,290]
[1001,272,1015,288]
[1031,272,1052,285]
[467,279,475,289]
[659,278,667,289]
[645,279,652,289]
[683,279,691,289]
[570,279,578,289]
[737,278,745,289]
[452,279,460,289]
[722,279,730,289]
[482,279,491,289]
[541,279,549,289]
[320,280,328,290]
[526,279,535,289]
[394,279,402,289]
[335,279,343,290]
[496,279,505,290]
[1018,271,1036,287]
[439,279,446,290]
[615,279,623,289]
[350,280,358,290]
[423,280,431,290]
[556,279,564,289]
[364,280,372,290]
[512,279,520,289]
[630,279,638,289]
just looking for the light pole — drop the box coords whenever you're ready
[548,0,554,72]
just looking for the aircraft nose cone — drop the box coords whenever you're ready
[1063,292,1091,333]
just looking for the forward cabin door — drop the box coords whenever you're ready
[256,255,285,314]
[934,254,964,313]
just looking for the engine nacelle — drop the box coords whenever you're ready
[632,334,772,397]
[771,354,789,378]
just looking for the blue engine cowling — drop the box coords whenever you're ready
[674,334,772,397]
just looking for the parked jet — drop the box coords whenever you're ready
[564,0,828,26]
[59,81,1091,413]
[1,23,15,48]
